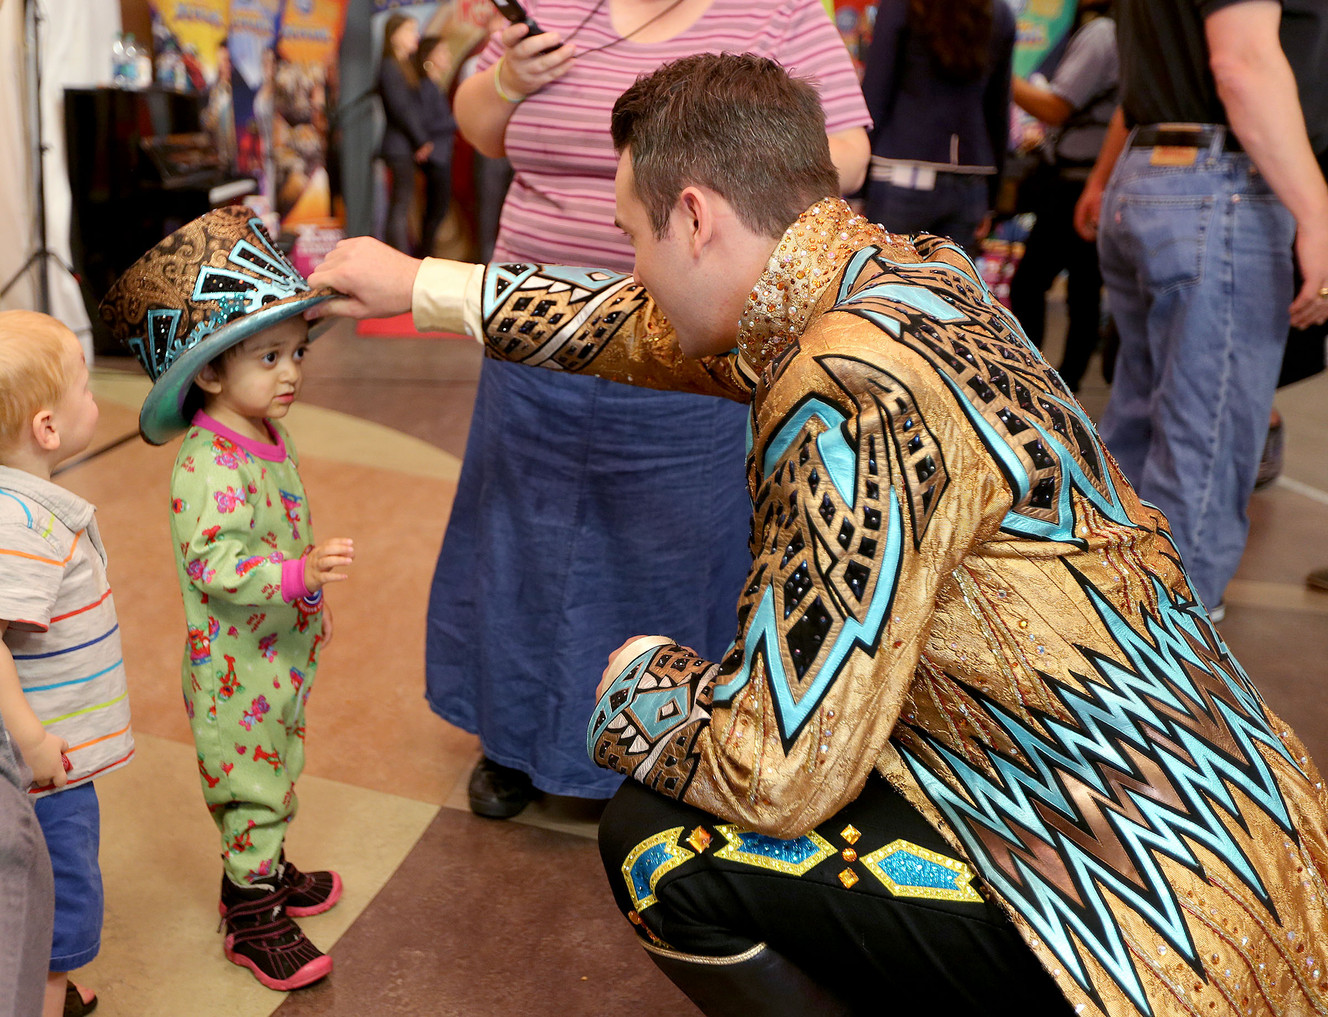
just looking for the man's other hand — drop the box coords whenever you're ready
[597,635,673,700]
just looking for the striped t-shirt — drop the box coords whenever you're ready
[0,466,133,797]
[484,0,873,272]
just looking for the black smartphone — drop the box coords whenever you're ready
[490,0,545,38]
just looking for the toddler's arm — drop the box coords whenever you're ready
[0,621,68,788]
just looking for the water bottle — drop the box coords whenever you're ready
[111,32,128,87]
[123,34,144,88]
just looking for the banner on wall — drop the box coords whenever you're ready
[1007,0,1077,78]
[150,0,347,260]
[230,0,281,219]
[270,0,348,239]
[832,0,875,75]
[149,0,234,169]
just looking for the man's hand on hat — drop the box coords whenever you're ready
[305,537,355,594]
[306,237,419,321]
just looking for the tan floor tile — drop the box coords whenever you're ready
[65,380,478,807]
[71,733,439,1017]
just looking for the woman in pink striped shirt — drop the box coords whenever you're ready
[428,0,871,819]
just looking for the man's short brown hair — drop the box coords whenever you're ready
[611,53,840,240]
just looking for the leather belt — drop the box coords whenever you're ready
[1130,123,1242,153]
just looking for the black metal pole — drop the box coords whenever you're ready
[28,0,50,313]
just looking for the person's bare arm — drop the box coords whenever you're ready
[1208,0,1328,327]
[828,127,870,194]
[0,622,66,787]
[453,22,575,159]
[1073,105,1128,240]
[1012,77,1074,127]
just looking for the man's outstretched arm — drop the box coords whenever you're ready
[309,238,752,401]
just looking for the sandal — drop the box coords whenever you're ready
[63,983,98,1017]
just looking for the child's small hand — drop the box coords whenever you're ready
[304,538,354,594]
[25,729,70,788]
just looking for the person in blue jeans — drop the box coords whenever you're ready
[1075,0,1328,619]
[859,0,1014,255]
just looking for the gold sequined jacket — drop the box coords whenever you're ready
[414,199,1328,1017]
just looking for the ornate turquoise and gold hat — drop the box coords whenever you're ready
[99,205,335,445]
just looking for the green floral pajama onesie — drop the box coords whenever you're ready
[170,413,322,885]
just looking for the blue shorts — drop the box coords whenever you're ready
[33,782,102,971]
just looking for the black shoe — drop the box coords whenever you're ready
[279,855,343,917]
[63,983,97,1017]
[219,876,332,991]
[467,756,537,819]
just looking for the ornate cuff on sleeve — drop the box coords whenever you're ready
[412,259,484,337]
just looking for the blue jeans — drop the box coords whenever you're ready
[1097,129,1294,610]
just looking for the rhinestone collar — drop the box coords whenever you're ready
[735,198,910,373]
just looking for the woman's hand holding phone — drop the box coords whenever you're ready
[496,19,576,101]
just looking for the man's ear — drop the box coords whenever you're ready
[194,363,223,396]
[31,408,60,453]
[677,186,714,258]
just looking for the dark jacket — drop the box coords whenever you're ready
[861,0,1015,203]
[378,58,426,159]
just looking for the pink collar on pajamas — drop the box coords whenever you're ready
[191,410,286,462]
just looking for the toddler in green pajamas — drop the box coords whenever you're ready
[100,207,354,991]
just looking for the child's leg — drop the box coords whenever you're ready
[190,670,333,989]
[31,785,102,1017]
[191,674,305,884]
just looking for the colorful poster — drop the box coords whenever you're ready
[1007,0,1077,78]
[231,0,283,88]
[271,0,348,233]
[150,0,231,79]
[832,0,876,76]
[150,0,234,167]
[229,0,282,222]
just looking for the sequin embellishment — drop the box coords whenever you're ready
[712,825,836,876]
[621,827,695,913]
[860,839,984,903]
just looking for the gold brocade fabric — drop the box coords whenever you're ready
[479,200,1328,1017]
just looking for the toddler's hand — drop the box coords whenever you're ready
[25,729,70,789]
[304,538,355,594]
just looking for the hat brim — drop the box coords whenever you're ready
[138,291,336,445]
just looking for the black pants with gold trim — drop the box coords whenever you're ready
[598,775,1073,1015]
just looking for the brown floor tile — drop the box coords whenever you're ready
[271,807,697,1017]
[300,323,484,462]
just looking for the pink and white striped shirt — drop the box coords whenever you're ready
[482,0,872,273]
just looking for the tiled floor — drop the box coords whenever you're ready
[53,312,1328,1017]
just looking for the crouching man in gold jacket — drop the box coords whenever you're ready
[311,53,1328,1017]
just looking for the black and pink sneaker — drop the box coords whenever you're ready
[219,877,332,991]
[280,857,343,917]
